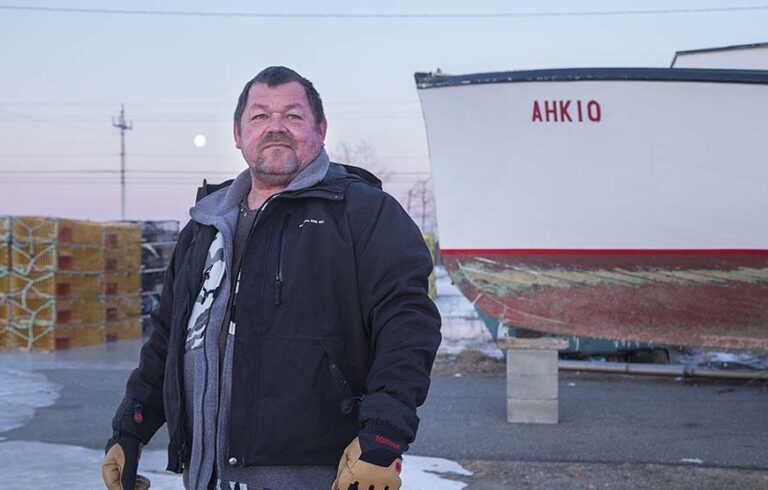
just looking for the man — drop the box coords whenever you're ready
[102,66,441,490]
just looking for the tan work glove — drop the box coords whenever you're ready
[101,436,151,490]
[331,437,402,490]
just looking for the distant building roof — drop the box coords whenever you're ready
[671,42,768,69]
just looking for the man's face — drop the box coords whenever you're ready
[234,81,327,187]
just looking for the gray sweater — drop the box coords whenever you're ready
[183,150,337,490]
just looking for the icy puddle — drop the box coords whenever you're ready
[0,368,59,433]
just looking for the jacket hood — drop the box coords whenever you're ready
[190,149,382,225]
[190,148,332,224]
[332,164,382,189]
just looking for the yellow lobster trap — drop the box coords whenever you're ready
[10,271,103,299]
[3,322,104,351]
[103,294,141,322]
[104,317,142,343]
[12,242,104,274]
[11,216,102,245]
[103,222,142,272]
[103,271,141,296]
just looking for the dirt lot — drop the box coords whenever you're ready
[432,350,506,377]
[447,460,768,489]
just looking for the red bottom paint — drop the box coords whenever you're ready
[442,250,768,350]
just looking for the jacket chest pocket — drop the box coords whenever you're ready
[270,212,340,307]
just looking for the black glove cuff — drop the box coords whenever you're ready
[111,398,161,445]
[105,433,141,458]
[358,419,409,467]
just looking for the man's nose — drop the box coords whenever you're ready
[265,114,287,132]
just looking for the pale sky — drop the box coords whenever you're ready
[1,0,766,224]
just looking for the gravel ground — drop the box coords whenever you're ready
[449,460,768,489]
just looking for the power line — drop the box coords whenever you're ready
[1,4,767,18]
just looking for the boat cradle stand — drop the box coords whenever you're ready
[497,337,570,424]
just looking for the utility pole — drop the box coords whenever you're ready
[112,104,132,220]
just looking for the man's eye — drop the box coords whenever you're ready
[286,114,302,121]
[251,114,267,121]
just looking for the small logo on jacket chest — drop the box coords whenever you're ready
[299,218,325,228]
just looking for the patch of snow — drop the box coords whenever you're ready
[672,349,768,370]
[435,266,484,320]
[402,454,472,489]
[0,368,59,433]
[706,352,767,369]
[0,441,181,489]
[438,337,503,359]
[439,316,490,342]
[679,458,704,464]
[433,266,505,359]
[0,441,471,490]
[434,266,501,358]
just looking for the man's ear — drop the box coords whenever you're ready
[233,120,242,149]
[319,119,328,140]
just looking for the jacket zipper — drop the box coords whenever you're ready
[273,213,291,306]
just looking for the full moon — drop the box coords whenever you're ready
[193,134,207,148]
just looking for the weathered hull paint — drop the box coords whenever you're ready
[443,250,768,350]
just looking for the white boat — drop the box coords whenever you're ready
[416,66,768,350]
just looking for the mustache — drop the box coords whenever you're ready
[258,132,296,150]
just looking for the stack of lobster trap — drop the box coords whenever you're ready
[0,216,145,351]
[5,217,105,350]
[102,222,143,342]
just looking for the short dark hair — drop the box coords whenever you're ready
[234,66,325,131]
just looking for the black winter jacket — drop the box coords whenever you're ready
[111,163,442,472]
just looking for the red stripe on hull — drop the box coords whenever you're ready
[443,252,768,350]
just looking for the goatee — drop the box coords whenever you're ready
[251,152,301,186]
